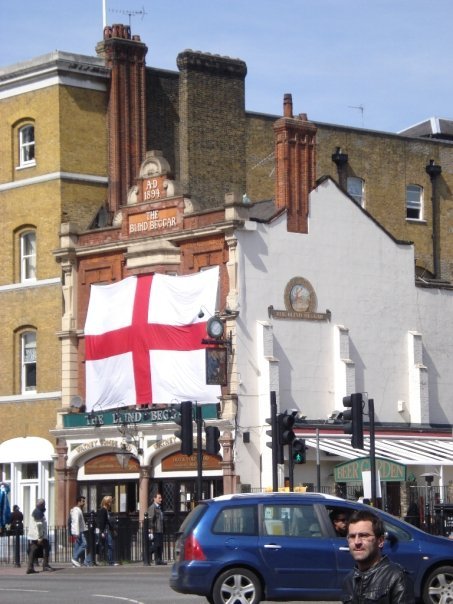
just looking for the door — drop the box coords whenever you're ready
[259,502,340,600]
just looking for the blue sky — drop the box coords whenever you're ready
[1,0,452,133]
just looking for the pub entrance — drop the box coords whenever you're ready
[150,477,223,533]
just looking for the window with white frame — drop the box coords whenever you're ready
[20,231,36,282]
[406,185,423,220]
[21,332,37,392]
[19,124,35,167]
[347,177,365,207]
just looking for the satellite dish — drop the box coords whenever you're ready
[70,396,85,411]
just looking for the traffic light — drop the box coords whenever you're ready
[343,393,364,449]
[205,426,221,455]
[292,439,306,464]
[278,412,296,445]
[174,400,193,455]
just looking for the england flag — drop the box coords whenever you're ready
[84,267,221,411]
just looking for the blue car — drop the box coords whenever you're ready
[170,492,453,604]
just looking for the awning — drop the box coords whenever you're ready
[302,435,453,465]
[0,437,54,463]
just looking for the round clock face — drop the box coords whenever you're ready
[207,317,224,339]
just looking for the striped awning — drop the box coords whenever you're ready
[301,435,453,465]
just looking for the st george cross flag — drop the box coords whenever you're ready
[84,267,221,411]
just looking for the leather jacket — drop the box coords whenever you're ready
[342,555,415,604]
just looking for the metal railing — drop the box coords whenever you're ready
[0,519,176,567]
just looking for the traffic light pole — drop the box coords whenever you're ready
[288,440,294,492]
[270,391,278,492]
[196,404,203,504]
[369,398,377,507]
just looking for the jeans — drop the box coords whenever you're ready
[73,532,92,565]
[98,530,114,564]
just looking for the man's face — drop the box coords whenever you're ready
[155,495,162,505]
[79,498,86,509]
[333,514,348,536]
[347,519,384,570]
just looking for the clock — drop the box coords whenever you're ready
[207,316,224,339]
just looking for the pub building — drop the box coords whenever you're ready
[15,24,453,528]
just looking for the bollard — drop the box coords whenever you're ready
[88,511,96,565]
[14,520,21,567]
[143,513,150,565]
[113,515,120,564]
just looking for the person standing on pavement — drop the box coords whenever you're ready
[147,493,167,565]
[96,495,116,565]
[342,509,414,604]
[26,498,53,574]
[70,495,92,567]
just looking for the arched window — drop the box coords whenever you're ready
[347,177,365,207]
[406,185,423,220]
[21,331,37,392]
[19,124,35,167]
[20,231,36,282]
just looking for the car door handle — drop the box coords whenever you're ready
[264,543,282,549]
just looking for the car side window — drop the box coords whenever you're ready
[262,504,322,538]
[212,505,258,536]
[383,520,412,542]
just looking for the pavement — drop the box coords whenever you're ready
[0,561,159,576]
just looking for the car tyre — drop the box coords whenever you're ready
[423,565,453,604]
[211,567,262,604]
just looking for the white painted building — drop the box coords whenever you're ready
[231,176,453,503]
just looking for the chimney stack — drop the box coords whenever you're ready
[274,94,317,234]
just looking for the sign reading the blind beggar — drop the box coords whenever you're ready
[128,207,178,235]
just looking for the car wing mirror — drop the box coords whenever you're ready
[385,530,398,545]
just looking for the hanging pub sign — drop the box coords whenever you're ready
[206,348,227,386]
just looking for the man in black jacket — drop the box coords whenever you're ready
[342,509,414,604]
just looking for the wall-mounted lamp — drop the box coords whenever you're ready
[117,421,144,456]
[331,147,348,167]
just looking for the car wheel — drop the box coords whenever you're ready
[211,567,262,604]
[423,565,453,603]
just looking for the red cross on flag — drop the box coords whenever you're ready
[84,267,221,411]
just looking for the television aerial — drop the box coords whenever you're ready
[109,5,147,27]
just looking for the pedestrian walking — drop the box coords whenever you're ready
[96,495,117,565]
[148,493,167,565]
[342,509,414,603]
[10,504,24,533]
[26,498,53,574]
[70,495,93,567]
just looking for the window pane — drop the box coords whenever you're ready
[19,125,35,165]
[212,505,258,535]
[22,463,38,480]
[21,231,36,281]
[22,332,37,391]
[263,504,322,538]
[347,177,364,206]
[406,185,422,219]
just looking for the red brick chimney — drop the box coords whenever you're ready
[274,94,317,233]
[98,25,148,213]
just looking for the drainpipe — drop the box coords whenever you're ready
[425,159,442,279]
